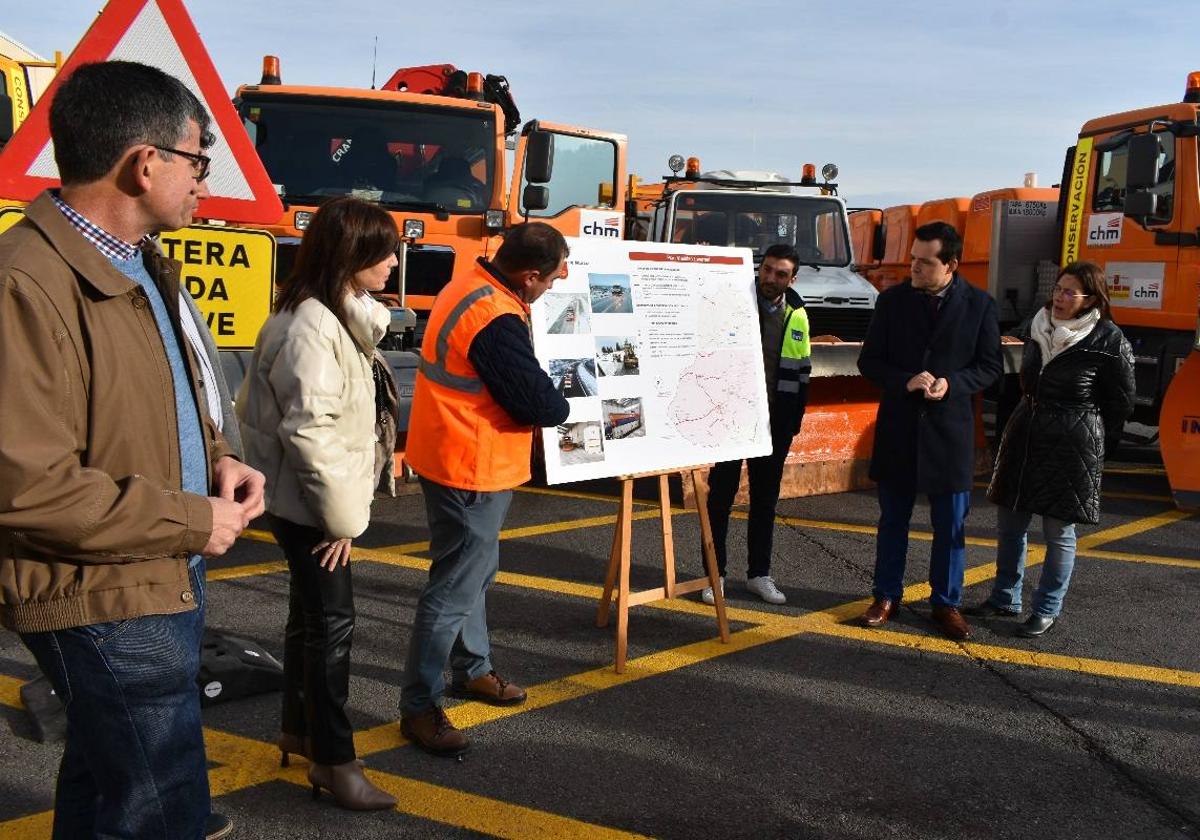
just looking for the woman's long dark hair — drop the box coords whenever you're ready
[1047,260,1112,320]
[274,197,399,327]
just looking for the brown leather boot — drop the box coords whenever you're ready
[401,707,469,757]
[307,761,396,811]
[450,670,527,707]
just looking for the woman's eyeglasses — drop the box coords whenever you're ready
[1052,285,1091,300]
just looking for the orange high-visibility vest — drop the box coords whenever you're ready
[406,260,534,491]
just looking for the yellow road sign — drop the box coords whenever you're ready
[0,210,275,350]
[159,225,276,350]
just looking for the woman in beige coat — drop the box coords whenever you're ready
[237,197,396,811]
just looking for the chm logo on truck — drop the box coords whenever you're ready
[583,216,622,238]
[1086,212,1123,245]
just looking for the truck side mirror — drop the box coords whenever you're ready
[1126,132,1162,190]
[871,222,886,263]
[523,184,549,213]
[525,130,554,184]
[1124,190,1159,219]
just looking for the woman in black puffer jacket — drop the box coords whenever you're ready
[967,261,1134,638]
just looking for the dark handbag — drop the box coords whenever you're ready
[371,351,399,497]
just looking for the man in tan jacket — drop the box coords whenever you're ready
[0,62,264,839]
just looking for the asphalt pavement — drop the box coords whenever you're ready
[1,454,1198,839]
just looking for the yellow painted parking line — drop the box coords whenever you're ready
[805,621,1200,688]
[499,509,665,541]
[206,560,287,582]
[0,811,52,840]
[0,673,24,710]
[331,769,651,840]
[1104,465,1166,476]
[1079,548,1200,569]
[517,484,655,508]
[1077,508,1194,549]
[3,723,649,838]
[353,621,803,756]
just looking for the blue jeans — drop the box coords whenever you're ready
[401,478,513,716]
[873,483,970,607]
[988,505,1077,617]
[20,565,210,840]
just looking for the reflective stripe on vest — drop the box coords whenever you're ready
[777,304,812,393]
[416,285,494,393]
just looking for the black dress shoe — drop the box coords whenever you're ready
[205,813,233,840]
[963,601,1020,618]
[1016,614,1057,638]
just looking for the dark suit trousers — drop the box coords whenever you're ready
[270,515,357,766]
[705,430,793,579]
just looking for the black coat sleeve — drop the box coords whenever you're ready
[1098,331,1136,446]
[468,313,569,428]
[946,295,1002,397]
[857,292,917,395]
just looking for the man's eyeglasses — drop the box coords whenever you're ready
[1052,285,1091,300]
[155,146,211,182]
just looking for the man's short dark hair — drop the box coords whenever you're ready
[762,243,800,276]
[49,61,213,186]
[914,221,962,265]
[493,222,569,276]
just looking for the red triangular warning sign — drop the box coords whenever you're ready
[0,0,283,224]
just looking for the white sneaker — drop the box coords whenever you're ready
[701,576,725,605]
[746,575,786,604]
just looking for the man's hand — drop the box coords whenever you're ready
[313,538,353,571]
[924,377,949,400]
[203,497,249,557]
[213,456,266,521]
[907,371,935,393]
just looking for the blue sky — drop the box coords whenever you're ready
[11,0,1200,208]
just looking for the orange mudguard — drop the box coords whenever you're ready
[1160,346,1200,511]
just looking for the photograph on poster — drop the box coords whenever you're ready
[556,421,605,466]
[549,358,599,398]
[602,398,645,441]
[589,273,634,314]
[544,293,593,334]
[595,336,640,377]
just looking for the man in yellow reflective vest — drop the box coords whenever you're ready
[703,244,812,606]
[400,223,569,756]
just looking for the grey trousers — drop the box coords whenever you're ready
[400,477,514,715]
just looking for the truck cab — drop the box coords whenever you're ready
[643,161,878,339]
[235,58,626,352]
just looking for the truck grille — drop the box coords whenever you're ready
[806,306,874,342]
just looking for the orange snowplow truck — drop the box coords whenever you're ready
[237,57,627,339]
[232,57,627,460]
[851,71,1200,509]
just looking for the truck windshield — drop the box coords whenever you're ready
[239,94,496,213]
[669,192,851,266]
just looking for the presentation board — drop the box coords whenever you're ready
[532,238,772,484]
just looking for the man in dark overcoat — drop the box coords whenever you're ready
[856,221,1001,640]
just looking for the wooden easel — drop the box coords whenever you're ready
[595,468,730,672]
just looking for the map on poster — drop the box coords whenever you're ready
[531,237,772,484]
